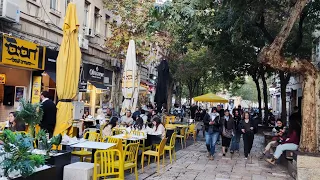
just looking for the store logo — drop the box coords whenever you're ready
[89,66,104,79]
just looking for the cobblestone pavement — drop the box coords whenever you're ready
[126,134,294,180]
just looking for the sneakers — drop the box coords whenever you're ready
[230,151,234,154]
[244,157,248,160]
[207,152,210,157]
[223,153,226,157]
[209,155,214,160]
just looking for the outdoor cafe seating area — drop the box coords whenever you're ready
[0,115,199,180]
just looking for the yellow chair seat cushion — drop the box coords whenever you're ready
[143,150,159,156]
[114,160,135,169]
[72,151,92,156]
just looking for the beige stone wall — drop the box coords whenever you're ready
[297,155,320,180]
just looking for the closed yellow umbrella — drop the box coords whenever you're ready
[193,93,228,103]
[53,3,81,136]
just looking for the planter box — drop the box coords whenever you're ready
[46,151,71,180]
[13,166,56,180]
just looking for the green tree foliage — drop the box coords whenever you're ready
[231,77,258,102]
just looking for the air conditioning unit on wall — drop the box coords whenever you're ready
[84,27,94,37]
[0,0,20,23]
[78,35,89,50]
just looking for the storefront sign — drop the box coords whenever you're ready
[31,76,42,104]
[78,81,87,92]
[0,74,6,84]
[1,35,45,70]
[45,48,58,72]
[83,63,104,83]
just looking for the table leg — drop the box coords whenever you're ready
[91,149,96,163]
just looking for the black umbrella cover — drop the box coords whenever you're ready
[155,60,169,113]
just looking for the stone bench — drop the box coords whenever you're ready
[63,162,94,180]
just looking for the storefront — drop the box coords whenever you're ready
[79,63,113,117]
[0,35,45,120]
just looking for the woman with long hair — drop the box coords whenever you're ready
[240,112,255,159]
[265,121,301,165]
[221,110,235,156]
[8,112,26,132]
[147,116,166,145]
[230,110,242,154]
[102,117,118,138]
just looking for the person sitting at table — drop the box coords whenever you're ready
[260,119,287,159]
[147,117,165,145]
[102,117,118,138]
[8,112,26,132]
[121,110,134,127]
[134,117,149,135]
[140,109,148,124]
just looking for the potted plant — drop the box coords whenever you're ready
[35,129,62,155]
[0,130,46,179]
[16,99,43,138]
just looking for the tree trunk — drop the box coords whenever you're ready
[299,73,318,152]
[253,77,263,122]
[279,71,291,122]
[261,71,269,123]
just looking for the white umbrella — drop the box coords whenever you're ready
[121,40,140,115]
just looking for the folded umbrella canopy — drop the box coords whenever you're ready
[193,93,228,103]
[54,3,81,136]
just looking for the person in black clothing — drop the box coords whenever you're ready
[203,107,221,160]
[230,110,241,153]
[40,91,57,138]
[289,106,301,129]
[132,107,141,120]
[216,105,224,144]
[190,104,197,119]
[221,110,235,156]
[240,112,255,159]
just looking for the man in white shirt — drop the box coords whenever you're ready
[121,110,134,126]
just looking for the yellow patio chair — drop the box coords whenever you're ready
[141,138,167,173]
[186,123,198,142]
[176,127,187,148]
[130,130,151,152]
[72,131,100,162]
[157,133,177,164]
[0,122,6,131]
[114,143,139,180]
[93,149,124,180]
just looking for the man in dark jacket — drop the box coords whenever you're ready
[40,91,57,138]
[203,107,221,160]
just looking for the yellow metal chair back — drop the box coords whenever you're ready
[84,131,100,141]
[0,122,6,131]
[93,149,124,180]
[124,143,139,163]
[169,133,177,148]
[158,137,167,156]
[130,130,144,136]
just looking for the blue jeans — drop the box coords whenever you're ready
[205,131,220,156]
[230,132,241,151]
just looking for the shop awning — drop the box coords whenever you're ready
[89,81,109,90]
[46,71,56,83]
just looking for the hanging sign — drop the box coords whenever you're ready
[83,63,104,83]
[31,76,42,104]
[78,81,87,92]
[1,35,45,70]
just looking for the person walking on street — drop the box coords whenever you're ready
[216,105,224,145]
[221,110,235,156]
[40,91,57,138]
[240,112,255,159]
[230,110,241,154]
[203,107,221,160]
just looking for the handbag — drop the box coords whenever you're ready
[222,126,233,138]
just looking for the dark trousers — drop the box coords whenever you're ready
[243,132,254,157]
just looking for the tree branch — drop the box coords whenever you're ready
[292,5,309,54]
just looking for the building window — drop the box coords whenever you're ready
[94,7,101,35]
[50,0,58,11]
[104,14,111,38]
[84,1,90,27]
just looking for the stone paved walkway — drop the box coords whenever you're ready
[126,135,294,180]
